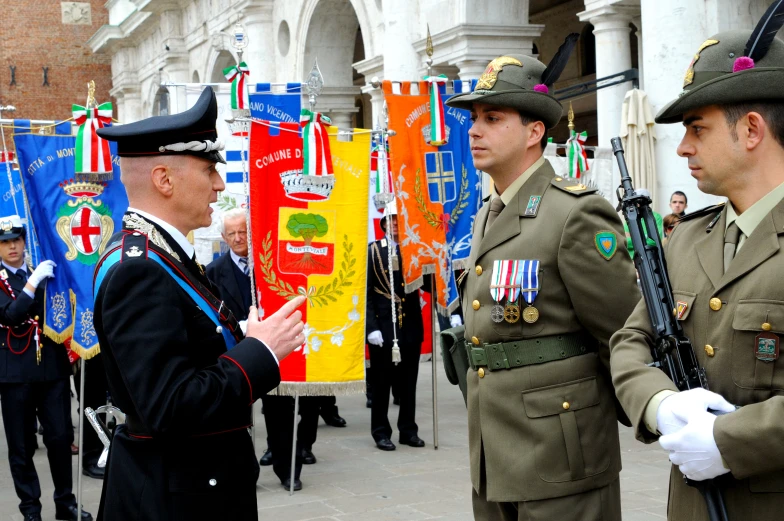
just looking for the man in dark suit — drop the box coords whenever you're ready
[0,214,92,521]
[94,87,306,521]
[365,205,425,451]
[206,208,342,490]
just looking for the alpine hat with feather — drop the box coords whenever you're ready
[656,0,784,124]
[445,34,579,129]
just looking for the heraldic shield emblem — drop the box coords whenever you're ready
[55,180,114,264]
[594,231,618,261]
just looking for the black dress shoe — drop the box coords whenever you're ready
[82,464,105,480]
[320,412,347,427]
[301,449,317,464]
[375,438,396,451]
[281,478,302,491]
[55,505,93,521]
[259,448,272,466]
[23,513,42,521]
[400,435,426,448]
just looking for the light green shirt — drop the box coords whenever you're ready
[492,156,546,206]
[726,180,784,252]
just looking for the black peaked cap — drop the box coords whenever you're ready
[97,87,226,164]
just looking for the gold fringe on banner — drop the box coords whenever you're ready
[269,380,367,397]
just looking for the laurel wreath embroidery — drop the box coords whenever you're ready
[259,231,356,307]
[413,165,470,228]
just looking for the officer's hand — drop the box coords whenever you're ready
[28,260,56,288]
[450,314,463,327]
[245,297,306,361]
[367,330,384,346]
[656,388,735,436]
[659,411,730,481]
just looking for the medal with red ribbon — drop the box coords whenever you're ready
[504,261,522,323]
[490,260,521,323]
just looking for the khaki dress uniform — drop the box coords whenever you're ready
[610,12,784,521]
[460,160,639,520]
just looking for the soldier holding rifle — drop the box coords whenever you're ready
[610,4,784,520]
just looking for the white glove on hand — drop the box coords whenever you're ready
[659,411,730,481]
[450,314,463,327]
[367,330,384,346]
[239,320,248,335]
[656,388,735,436]
[28,260,56,288]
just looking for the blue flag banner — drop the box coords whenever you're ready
[434,80,482,309]
[249,83,302,125]
[0,161,42,265]
[14,134,127,358]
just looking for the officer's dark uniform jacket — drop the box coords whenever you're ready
[0,264,70,382]
[94,212,280,521]
[365,238,424,347]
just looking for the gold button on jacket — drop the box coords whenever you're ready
[709,297,722,311]
[704,344,715,357]
[478,368,485,378]
[475,265,483,276]
[472,300,480,310]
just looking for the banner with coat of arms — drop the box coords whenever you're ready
[14,134,127,358]
[383,80,482,315]
[249,120,369,395]
[0,152,41,265]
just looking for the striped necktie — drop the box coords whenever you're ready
[239,257,249,276]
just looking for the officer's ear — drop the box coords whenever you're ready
[526,120,546,151]
[744,111,766,152]
[150,163,174,197]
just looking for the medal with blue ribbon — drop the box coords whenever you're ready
[518,260,541,323]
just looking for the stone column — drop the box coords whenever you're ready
[381,2,418,80]
[238,2,275,85]
[578,5,638,149]
[640,0,723,213]
[354,55,385,129]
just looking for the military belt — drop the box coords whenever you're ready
[468,332,596,371]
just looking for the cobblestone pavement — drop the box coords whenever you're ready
[0,360,671,520]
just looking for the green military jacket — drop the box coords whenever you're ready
[462,159,639,502]
[611,201,784,521]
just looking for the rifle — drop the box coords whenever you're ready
[611,137,729,521]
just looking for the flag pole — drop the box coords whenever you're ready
[425,24,440,450]
[288,60,325,494]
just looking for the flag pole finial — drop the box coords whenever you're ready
[306,59,324,112]
[568,101,575,132]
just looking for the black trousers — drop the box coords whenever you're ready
[75,354,108,467]
[260,395,321,482]
[0,378,76,515]
[368,341,421,442]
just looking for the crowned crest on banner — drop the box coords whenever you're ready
[55,179,114,264]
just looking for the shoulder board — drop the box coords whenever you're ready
[550,176,598,196]
[676,202,725,224]
[121,231,149,261]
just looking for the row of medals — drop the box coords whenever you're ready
[490,297,539,324]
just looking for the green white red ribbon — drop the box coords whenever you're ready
[425,75,448,146]
[300,109,333,177]
[371,139,391,195]
[72,102,113,174]
[223,62,249,110]
[566,129,589,178]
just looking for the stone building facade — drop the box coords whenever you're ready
[89,0,774,215]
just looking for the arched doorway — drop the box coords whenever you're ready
[210,50,236,83]
[302,0,365,128]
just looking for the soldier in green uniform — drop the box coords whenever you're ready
[610,6,784,521]
[445,44,640,520]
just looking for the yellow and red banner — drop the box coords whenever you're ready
[383,80,452,313]
[249,121,369,394]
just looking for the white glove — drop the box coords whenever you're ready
[28,260,56,288]
[656,388,735,436]
[659,411,730,481]
[239,320,248,335]
[450,314,463,327]
[367,330,384,346]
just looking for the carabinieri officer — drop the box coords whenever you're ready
[93,87,306,521]
[0,214,91,521]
